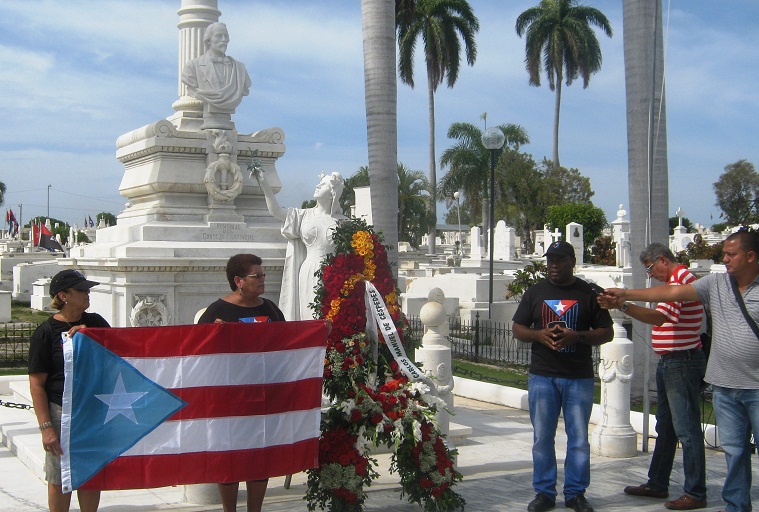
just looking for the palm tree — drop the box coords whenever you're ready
[439,122,528,249]
[397,163,434,247]
[362,0,399,271]
[397,0,479,255]
[516,0,612,171]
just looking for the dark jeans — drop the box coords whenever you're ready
[647,349,707,500]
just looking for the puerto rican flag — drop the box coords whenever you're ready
[542,299,579,329]
[61,321,327,492]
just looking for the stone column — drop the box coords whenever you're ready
[566,222,584,265]
[591,314,637,457]
[415,288,454,436]
[611,204,631,268]
[169,0,220,130]
[468,226,482,259]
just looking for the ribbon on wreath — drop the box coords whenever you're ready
[364,281,433,387]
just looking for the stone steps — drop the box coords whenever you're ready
[0,376,45,482]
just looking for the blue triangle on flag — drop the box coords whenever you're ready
[62,332,186,490]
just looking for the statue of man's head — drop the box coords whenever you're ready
[204,22,229,56]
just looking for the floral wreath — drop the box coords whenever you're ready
[305,217,464,512]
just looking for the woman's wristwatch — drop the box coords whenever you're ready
[619,302,629,313]
[39,421,53,431]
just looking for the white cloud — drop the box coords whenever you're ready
[0,0,757,228]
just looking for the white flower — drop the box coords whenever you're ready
[355,426,373,455]
[409,381,431,395]
[338,398,356,416]
[421,392,446,410]
[412,419,422,442]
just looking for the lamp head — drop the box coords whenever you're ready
[482,127,506,150]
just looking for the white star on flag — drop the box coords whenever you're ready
[555,301,566,314]
[95,373,148,424]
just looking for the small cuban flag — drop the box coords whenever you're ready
[61,331,186,492]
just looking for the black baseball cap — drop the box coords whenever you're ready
[49,269,100,297]
[543,240,575,259]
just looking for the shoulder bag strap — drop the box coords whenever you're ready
[729,276,759,340]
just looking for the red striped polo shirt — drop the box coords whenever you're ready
[652,265,704,354]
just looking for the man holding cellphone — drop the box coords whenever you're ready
[598,243,706,510]
[513,241,613,512]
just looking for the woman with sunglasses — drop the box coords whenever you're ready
[28,269,110,512]
[197,253,285,512]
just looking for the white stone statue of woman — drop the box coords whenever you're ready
[255,170,345,321]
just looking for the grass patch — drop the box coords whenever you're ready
[452,358,715,421]
[10,301,49,324]
[0,368,25,376]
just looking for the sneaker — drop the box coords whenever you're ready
[528,493,556,512]
[623,483,669,498]
[565,494,594,512]
[664,495,707,510]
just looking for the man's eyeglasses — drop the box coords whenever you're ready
[645,261,655,275]
[242,273,266,280]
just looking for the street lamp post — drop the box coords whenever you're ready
[482,127,506,319]
[47,184,51,219]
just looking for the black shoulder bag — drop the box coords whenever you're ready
[729,276,759,340]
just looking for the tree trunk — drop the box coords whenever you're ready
[362,0,398,272]
[623,0,669,400]
[426,68,437,256]
[552,72,562,171]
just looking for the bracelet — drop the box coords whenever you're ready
[39,421,53,431]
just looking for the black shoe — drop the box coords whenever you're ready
[528,493,556,512]
[565,494,594,512]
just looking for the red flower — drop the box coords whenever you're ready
[350,409,362,422]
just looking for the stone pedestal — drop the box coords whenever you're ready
[182,483,228,505]
[591,316,637,457]
[0,291,10,322]
[64,122,289,327]
[415,289,454,436]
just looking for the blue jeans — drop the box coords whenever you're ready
[528,374,594,501]
[713,386,759,512]
[647,350,707,500]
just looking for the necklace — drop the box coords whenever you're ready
[55,313,80,330]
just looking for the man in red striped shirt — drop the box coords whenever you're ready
[599,243,707,511]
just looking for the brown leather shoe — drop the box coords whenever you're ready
[623,484,668,499]
[664,495,707,510]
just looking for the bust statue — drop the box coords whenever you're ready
[181,22,251,129]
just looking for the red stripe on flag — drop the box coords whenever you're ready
[79,438,320,490]
[82,321,328,357]
[168,378,323,420]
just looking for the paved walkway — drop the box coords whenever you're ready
[2,391,755,511]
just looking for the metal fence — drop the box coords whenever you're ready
[3,314,602,371]
[0,323,36,367]
[407,312,601,372]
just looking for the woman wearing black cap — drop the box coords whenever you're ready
[28,269,110,512]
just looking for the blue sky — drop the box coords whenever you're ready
[1,1,757,230]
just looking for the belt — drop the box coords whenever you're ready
[659,347,702,360]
